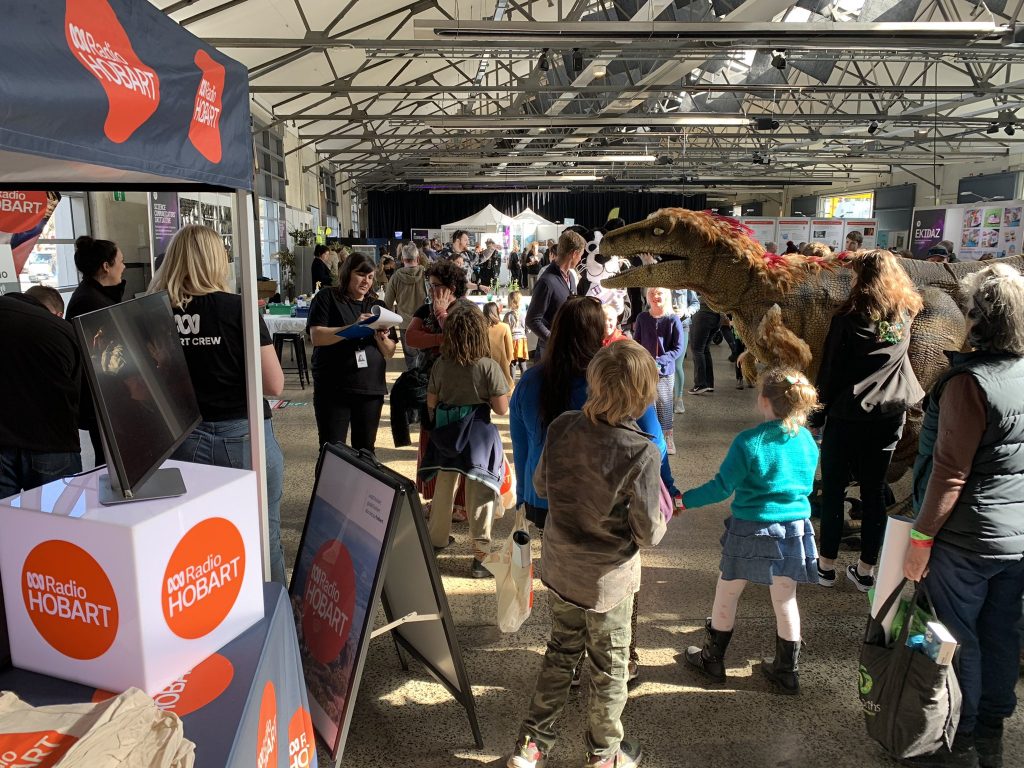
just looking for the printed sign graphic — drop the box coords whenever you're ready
[21,540,119,660]
[162,517,245,639]
[0,731,77,767]
[0,191,49,235]
[189,50,225,163]
[288,707,317,768]
[65,0,160,143]
[301,540,357,666]
[93,652,234,717]
[256,681,278,768]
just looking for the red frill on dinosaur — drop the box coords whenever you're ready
[600,207,1024,480]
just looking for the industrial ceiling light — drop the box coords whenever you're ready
[867,120,879,135]
[538,48,550,71]
[655,155,673,165]
[986,123,1000,134]
[593,64,607,78]
[1006,124,1017,136]
[602,175,616,183]
[915,128,929,138]
[571,48,584,74]
[755,117,781,131]
[771,49,786,70]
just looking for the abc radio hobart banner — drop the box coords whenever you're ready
[0,1,251,190]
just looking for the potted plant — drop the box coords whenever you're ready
[288,227,315,247]
[274,247,297,300]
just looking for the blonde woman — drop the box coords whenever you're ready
[814,249,925,591]
[148,224,287,583]
[632,287,684,454]
[420,303,510,578]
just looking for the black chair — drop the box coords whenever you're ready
[272,332,308,389]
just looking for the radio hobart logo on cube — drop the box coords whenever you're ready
[162,517,245,639]
[20,540,119,660]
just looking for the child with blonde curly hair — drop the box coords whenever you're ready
[680,368,821,695]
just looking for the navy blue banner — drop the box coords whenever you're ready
[0,0,252,190]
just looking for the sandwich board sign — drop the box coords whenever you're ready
[289,443,482,764]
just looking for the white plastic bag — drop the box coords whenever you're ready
[483,507,534,633]
[0,688,194,768]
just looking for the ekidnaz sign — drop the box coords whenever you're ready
[0,0,251,190]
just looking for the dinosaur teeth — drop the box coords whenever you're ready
[640,253,659,265]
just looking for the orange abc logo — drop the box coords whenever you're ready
[0,731,76,767]
[162,518,245,639]
[21,540,118,660]
[288,707,316,768]
[300,540,356,665]
[256,681,278,768]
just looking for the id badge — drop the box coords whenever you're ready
[355,349,369,368]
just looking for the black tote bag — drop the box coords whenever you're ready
[858,579,961,759]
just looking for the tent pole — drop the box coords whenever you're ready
[235,188,271,581]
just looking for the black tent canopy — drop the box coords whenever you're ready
[0,0,273,576]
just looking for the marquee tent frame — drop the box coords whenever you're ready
[0,0,272,578]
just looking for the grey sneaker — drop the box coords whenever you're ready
[586,739,643,768]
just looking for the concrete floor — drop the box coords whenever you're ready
[269,341,1024,768]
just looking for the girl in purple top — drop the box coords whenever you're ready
[633,287,684,454]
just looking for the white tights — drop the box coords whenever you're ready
[710,574,801,642]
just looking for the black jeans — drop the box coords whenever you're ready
[313,387,385,453]
[689,309,721,389]
[819,414,905,564]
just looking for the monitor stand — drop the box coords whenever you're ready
[98,468,187,506]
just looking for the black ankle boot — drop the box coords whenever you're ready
[762,636,800,695]
[900,733,979,768]
[684,618,732,683]
[975,717,1003,768]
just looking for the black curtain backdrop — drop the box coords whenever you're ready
[366,190,708,237]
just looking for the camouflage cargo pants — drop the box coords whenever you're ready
[518,591,634,759]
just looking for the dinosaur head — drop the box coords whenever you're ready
[600,209,767,296]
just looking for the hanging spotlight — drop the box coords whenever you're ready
[867,120,879,135]
[755,117,781,131]
[770,49,786,70]
[986,123,1000,134]
[571,48,584,74]
[538,48,550,71]
[915,128,928,138]
[593,64,607,78]
[1005,124,1016,136]
[655,155,673,166]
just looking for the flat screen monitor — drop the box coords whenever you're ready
[73,292,201,504]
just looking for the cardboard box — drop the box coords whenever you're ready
[0,461,264,694]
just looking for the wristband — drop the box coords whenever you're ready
[909,538,934,549]
[910,529,934,542]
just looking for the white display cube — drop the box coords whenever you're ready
[0,460,264,695]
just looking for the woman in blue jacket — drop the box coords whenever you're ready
[510,296,679,683]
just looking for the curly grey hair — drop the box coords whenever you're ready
[960,263,1024,356]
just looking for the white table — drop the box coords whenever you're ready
[262,315,308,335]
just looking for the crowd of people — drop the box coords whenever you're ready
[1,223,1022,768]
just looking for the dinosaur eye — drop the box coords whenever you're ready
[653,227,665,236]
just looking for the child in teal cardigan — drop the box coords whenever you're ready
[680,368,820,695]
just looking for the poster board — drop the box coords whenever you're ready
[958,203,1023,260]
[740,218,778,246]
[842,220,878,250]
[910,208,947,258]
[777,218,810,247]
[810,219,845,251]
[290,444,481,764]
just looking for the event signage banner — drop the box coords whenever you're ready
[911,208,946,258]
[959,204,1023,260]
[151,191,180,260]
[290,451,396,757]
[810,219,845,251]
[777,219,811,247]
[1,1,251,189]
[740,218,778,247]
[843,220,878,250]
[0,192,60,287]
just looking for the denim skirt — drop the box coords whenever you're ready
[719,516,818,585]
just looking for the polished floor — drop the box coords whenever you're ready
[267,341,1024,768]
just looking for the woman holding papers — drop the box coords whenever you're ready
[903,263,1024,768]
[308,252,397,453]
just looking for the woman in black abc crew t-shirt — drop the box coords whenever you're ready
[307,252,398,453]
[148,224,288,584]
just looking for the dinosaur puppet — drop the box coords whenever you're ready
[600,207,1024,478]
